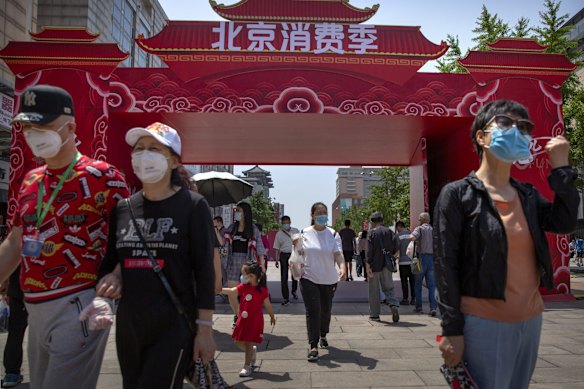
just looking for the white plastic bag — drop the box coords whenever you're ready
[406,241,415,259]
[289,233,305,281]
[0,298,9,333]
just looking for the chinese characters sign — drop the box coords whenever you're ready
[212,22,378,54]
[0,93,13,128]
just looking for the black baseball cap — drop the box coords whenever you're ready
[11,85,74,125]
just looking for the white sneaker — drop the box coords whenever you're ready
[251,345,257,367]
[239,365,252,377]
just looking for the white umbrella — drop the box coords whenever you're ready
[193,171,253,207]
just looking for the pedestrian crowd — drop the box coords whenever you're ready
[0,87,577,389]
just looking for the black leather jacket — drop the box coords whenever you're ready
[433,167,578,336]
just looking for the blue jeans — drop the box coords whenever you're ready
[463,313,542,389]
[415,254,437,310]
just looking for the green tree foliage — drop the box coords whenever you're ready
[534,0,577,56]
[471,5,510,50]
[248,191,279,231]
[533,1,583,178]
[332,167,410,232]
[512,17,532,37]
[436,34,468,74]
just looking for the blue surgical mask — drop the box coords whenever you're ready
[234,212,242,222]
[282,223,290,230]
[486,126,532,163]
[315,215,328,226]
[240,274,249,284]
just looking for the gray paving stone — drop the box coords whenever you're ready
[310,370,425,387]
[540,354,584,368]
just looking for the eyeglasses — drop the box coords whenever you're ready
[482,114,535,135]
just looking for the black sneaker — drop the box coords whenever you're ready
[410,298,416,305]
[1,373,23,388]
[319,337,328,348]
[369,316,381,322]
[429,310,437,317]
[292,292,298,300]
[400,299,409,305]
[281,300,290,306]
[307,349,319,362]
[391,305,400,323]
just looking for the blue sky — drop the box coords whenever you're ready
[158,0,582,228]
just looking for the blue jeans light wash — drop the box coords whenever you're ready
[463,313,542,389]
[415,254,437,310]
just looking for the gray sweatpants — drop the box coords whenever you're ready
[25,289,109,389]
[368,266,399,317]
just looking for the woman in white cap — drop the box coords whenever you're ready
[83,122,217,388]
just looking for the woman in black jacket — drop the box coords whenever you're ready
[433,100,577,389]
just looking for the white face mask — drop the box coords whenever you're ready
[24,122,70,159]
[131,150,169,184]
[234,212,242,222]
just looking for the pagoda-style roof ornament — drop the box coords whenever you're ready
[210,0,379,23]
[243,165,270,174]
[459,38,575,87]
[30,27,99,42]
[487,38,547,53]
[0,27,128,77]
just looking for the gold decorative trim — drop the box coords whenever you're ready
[138,41,448,58]
[0,54,129,61]
[157,53,426,67]
[460,67,571,76]
[210,0,249,10]
[214,10,373,22]
[3,59,126,66]
[460,63,576,72]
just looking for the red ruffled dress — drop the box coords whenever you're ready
[232,283,269,344]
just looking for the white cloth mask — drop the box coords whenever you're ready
[131,150,169,184]
[24,122,70,159]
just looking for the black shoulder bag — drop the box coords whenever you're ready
[125,198,230,389]
[375,230,397,273]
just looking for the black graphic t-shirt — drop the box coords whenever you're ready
[100,188,215,322]
[231,231,248,253]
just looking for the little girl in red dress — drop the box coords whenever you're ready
[221,261,276,377]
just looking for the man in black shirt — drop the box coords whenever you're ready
[366,212,400,323]
[339,220,357,281]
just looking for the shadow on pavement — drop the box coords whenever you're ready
[376,320,427,328]
[318,346,378,370]
[238,371,292,386]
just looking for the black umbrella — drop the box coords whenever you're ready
[193,171,253,207]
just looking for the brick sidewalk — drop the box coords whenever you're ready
[2,268,584,388]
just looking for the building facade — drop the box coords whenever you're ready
[0,0,37,227]
[0,0,167,228]
[333,166,382,223]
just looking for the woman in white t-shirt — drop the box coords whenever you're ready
[295,202,346,362]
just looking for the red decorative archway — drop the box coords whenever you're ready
[0,0,577,299]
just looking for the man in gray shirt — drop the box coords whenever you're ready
[410,212,437,316]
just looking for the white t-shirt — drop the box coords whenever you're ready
[300,226,342,285]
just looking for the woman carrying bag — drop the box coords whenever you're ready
[82,122,217,388]
[295,202,346,362]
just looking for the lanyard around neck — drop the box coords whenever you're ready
[36,153,81,230]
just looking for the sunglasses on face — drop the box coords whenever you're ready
[483,114,535,135]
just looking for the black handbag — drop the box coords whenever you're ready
[126,198,231,389]
[375,229,397,273]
